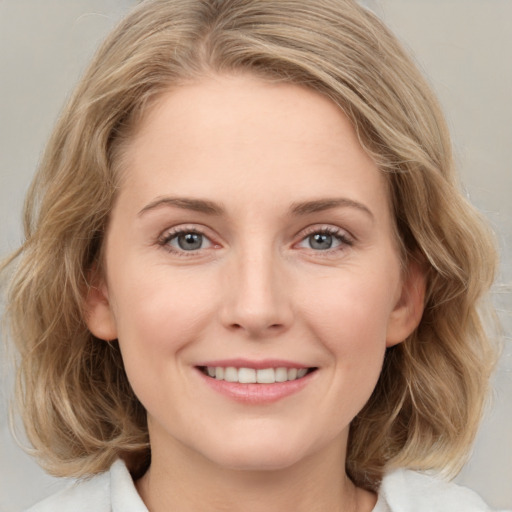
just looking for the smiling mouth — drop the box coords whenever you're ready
[198,366,317,384]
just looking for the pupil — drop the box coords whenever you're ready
[310,233,332,250]
[178,233,202,250]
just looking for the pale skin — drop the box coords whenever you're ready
[86,74,425,512]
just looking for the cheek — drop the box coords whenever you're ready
[307,276,396,332]
[108,272,218,418]
[300,266,398,367]
[108,266,217,378]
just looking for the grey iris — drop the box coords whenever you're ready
[178,233,203,250]
[310,233,333,250]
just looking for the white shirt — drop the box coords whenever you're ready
[26,459,509,512]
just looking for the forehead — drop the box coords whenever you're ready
[136,75,361,151]
[115,74,391,223]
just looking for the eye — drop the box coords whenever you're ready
[296,227,353,251]
[307,232,338,250]
[160,229,213,253]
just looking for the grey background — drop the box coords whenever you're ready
[0,1,510,510]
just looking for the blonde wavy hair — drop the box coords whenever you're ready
[2,0,499,490]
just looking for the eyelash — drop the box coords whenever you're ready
[297,226,354,254]
[158,226,213,257]
[157,225,354,257]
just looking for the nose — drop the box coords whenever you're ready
[219,247,294,338]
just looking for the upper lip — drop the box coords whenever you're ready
[195,358,313,370]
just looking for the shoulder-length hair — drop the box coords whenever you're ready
[2,0,498,489]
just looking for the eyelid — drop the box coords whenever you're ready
[157,224,220,256]
[294,224,355,252]
[298,224,354,240]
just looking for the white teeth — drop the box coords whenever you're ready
[238,367,256,384]
[205,366,311,383]
[275,367,288,382]
[224,367,238,382]
[256,368,275,384]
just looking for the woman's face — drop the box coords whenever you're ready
[87,74,424,472]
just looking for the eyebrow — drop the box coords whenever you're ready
[138,196,373,219]
[290,198,374,219]
[138,197,225,216]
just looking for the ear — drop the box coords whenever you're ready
[84,270,118,341]
[386,259,426,347]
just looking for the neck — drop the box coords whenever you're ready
[136,436,374,512]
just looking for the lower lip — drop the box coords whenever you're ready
[196,368,316,404]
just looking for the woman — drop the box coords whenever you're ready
[2,0,504,510]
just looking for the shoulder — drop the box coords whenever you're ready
[25,459,147,512]
[378,468,508,512]
[24,471,110,512]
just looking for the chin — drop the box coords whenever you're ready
[198,432,317,472]
[213,448,304,472]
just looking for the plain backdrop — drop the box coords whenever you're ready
[1,1,511,510]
